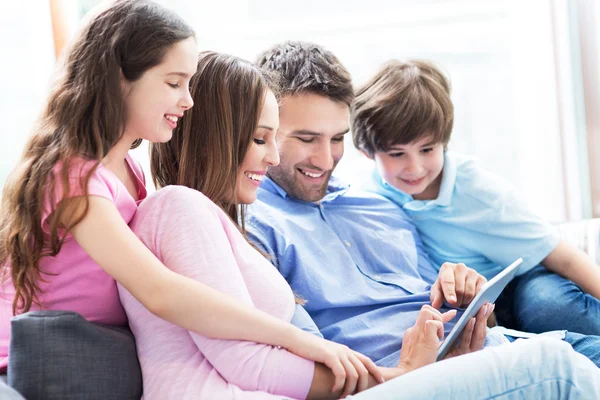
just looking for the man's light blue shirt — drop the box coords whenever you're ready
[364,151,560,280]
[246,176,458,367]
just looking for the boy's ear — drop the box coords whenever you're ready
[360,149,374,160]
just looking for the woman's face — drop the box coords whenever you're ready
[235,90,280,204]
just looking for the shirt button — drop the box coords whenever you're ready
[344,240,351,248]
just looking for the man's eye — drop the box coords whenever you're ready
[332,137,345,143]
[389,152,404,158]
[297,137,314,143]
[421,148,433,153]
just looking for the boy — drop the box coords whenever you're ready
[352,59,600,334]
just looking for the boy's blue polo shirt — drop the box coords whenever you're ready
[365,152,560,280]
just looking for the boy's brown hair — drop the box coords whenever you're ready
[352,60,454,157]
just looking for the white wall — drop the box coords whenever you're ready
[168,0,570,221]
[0,2,56,190]
[2,0,589,222]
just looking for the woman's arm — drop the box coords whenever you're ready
[66,193,381,393]
[542,240,600,299]
[127,187,381,399]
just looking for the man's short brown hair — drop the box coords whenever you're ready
[352,60,454,156]
[256,41,354,105]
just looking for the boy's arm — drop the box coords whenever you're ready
[542,240,600,299]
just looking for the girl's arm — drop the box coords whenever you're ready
[66,195,382,392]
[132,186,376,399]
[542,240,600,299]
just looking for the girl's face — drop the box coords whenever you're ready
[236,90,280,204]
[371,135,445,200]
[121,37,197,143]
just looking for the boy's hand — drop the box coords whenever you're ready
[430,262,487,308]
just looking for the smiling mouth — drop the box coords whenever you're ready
[164,115,179,128]
[401,177,425,185]
[245,172,264,182]
[297,168,325,179]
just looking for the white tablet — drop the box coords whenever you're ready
[436,257,523,361]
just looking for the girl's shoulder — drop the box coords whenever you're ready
[125,153,146,186]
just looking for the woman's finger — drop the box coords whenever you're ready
[324,353,346,393]
[354,351,384,384]
[340,355,359,399]
[348,352,370,393]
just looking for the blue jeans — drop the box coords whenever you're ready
[504,331,600,368]
[349,338,600,400]
[505,265,600,335]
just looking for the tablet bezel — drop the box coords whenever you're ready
[436,257,524,360]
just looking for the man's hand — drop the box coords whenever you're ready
[444,303,494,359]
[397,305,457,373]
[430,262,487,308]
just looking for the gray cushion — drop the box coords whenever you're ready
[7,310,142,400]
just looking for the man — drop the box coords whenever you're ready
[246,41,600,373]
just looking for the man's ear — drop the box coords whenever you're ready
[360,149,374,160]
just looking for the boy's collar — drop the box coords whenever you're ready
[434,151,457,206]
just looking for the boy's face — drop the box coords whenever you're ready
[267,93,349,202]
[370,136,445,200]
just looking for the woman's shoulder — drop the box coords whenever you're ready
[137,185,220,220]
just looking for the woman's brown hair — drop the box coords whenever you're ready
[0,0,194,314]
[151,51,279,231]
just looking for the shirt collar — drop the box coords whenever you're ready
[377,151,457,207]
[260,175,349,202]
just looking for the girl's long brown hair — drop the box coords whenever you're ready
[151,51,279,231]
[0,0,194,314]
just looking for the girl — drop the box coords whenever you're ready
[0,0,377,390]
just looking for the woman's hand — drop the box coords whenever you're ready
[397,305,456,373]
[286,329,384,397]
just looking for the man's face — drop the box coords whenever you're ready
[267,93,350,202]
